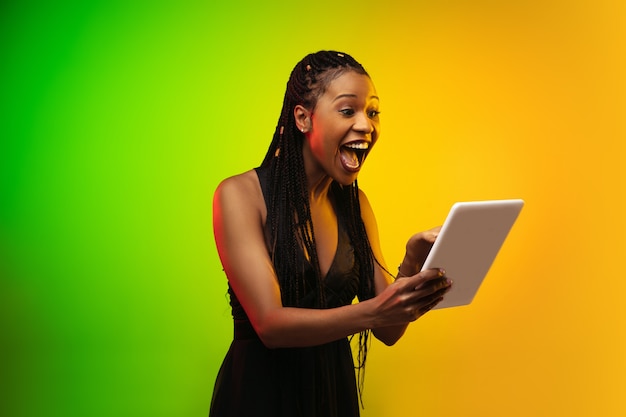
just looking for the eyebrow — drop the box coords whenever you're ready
[332,93,380,102]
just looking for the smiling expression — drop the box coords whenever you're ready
[297,71,380,186]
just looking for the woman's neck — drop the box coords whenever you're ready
[302,145,333,202]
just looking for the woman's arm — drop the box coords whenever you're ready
[213,173,448,349]
[358,190,451,346]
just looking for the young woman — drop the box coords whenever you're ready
[210,50,452,417]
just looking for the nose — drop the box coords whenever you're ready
[353,111,374,134]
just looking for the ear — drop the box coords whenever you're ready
[293,105,311,133]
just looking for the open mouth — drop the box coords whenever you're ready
[339,141,370,172]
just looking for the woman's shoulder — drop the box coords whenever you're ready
[356,187,373,211]
[355,186,378,227]
[216,169,258,191]
[214,169,265,214]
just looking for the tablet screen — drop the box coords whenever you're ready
[421,199,524,309]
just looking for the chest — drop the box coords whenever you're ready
[309,202,338,278]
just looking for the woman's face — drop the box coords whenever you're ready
[301,70,380,186]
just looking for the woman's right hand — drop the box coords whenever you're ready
[372,268,452,327]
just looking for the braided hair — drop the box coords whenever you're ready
[260,50,376,396]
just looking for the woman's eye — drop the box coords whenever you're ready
[368,110,380,118]
[339,108,355,116]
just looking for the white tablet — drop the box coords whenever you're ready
[421,199,524,309]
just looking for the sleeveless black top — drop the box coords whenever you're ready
[209,167,362,417]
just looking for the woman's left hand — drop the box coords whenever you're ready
[399,226,441,277]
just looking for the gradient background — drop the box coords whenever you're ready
[1,1,625,416]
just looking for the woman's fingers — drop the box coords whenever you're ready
[407,268,452,314]
[418,296,444,315]
[404,227,442,271]
[377,268,452,324]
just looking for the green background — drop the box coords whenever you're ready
[1,2,246,415]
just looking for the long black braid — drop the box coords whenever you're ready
[260,51,376,401]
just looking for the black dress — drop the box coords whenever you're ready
[209,168,362,417]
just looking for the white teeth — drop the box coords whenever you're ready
[344,142,369,150]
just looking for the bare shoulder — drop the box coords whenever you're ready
[214,169,265,221]
[215,170,261,198]
[357,188,375,216]
[357,187,381,244]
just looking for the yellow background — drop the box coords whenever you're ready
[1,1,624,416]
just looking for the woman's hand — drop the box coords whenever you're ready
[398,226,441,277]
[372,268,452,327]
